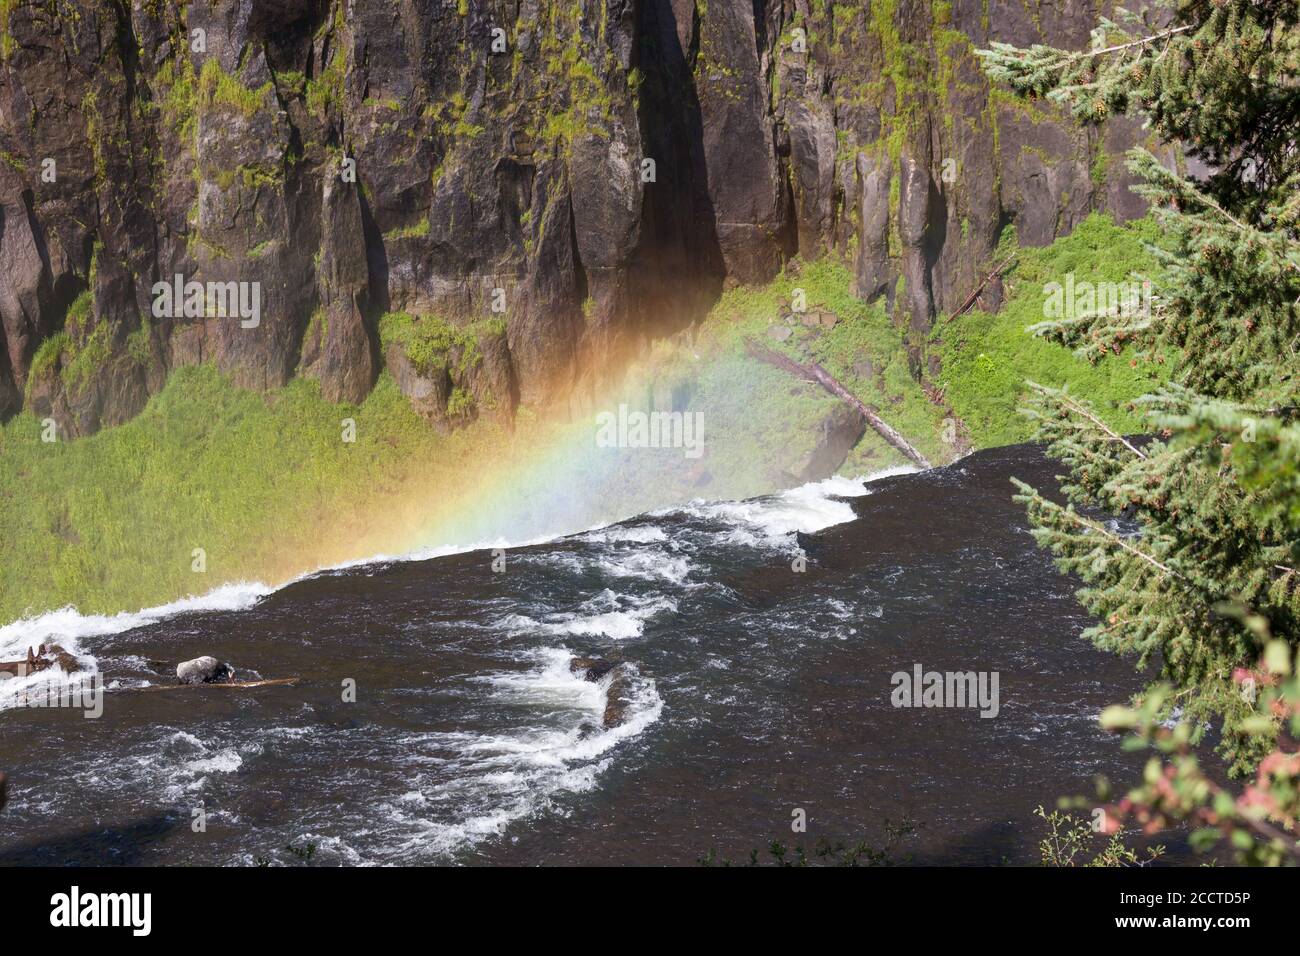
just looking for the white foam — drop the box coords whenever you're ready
[666,464,923,549]
[0,581,272,713]
[595,549,693,586]
[500,592,678,640]
[0,581,272,655]
[578,525,668,545]
[377,648,662,861]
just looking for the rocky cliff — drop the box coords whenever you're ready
[0,0,1163,438]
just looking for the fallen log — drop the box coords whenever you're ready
[129,677,300,693]
[744,338,933,469]
[943,254,1016,324]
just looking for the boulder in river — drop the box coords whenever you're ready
[570,657,618,683]
[603,670,634,729]
[569,657,633,729]
[176,656,235,685]
[46,644,82,674]
[795,530,827,559]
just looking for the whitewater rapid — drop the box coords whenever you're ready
[0,467,916,697]
[0,467,916,862]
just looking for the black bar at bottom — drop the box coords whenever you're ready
[0,864,1277,941]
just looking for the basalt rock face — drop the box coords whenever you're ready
[0,0,1165,438]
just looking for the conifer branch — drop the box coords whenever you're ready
[1027,382,1149,460]
[1062,25,1194,61]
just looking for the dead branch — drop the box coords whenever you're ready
[745,338,933,469]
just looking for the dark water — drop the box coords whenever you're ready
[0,444,1172,865]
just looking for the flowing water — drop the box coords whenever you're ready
[0,443,1172,865]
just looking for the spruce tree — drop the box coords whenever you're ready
[978,1,1300,860]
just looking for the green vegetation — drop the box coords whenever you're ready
[683,258,946,472]
[378,311,482,378]
[1033,806,1164,867]
[28,332,71,384]
[60,323,112,396]
[24,293,126,400]
[0,213,1177,632]
[157,57,198,143]
[534,4,619,151]
[0,366,511,621]
[676,214,1167,474]
[700,817,918,866]
[934,214,1167,448]
[306,8,347,118]
[382,218,430,242]
[198,59,272,117]
[0,0,16,61]
[981,0,1300,864]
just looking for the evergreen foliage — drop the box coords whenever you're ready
[979,0,1300,860]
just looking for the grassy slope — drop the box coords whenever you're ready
[0,214,1165,622]
[0,369,511,621]
[932,213,1167,447]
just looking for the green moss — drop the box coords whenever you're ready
[446,386,475,418]
[239,162,282,191]
[675,257,948,470]
[29,332,70,383]
[471,316,508,340]
[304,308,328,348]
[273,70,307,98]
[126,318,153,365]
[305,25,346,118]
[198,59,272,117]
[379,311,482,378]
[81,90,108,185]
[0,0,16,61]
[65,291,93,337]
[61,323,112,396]
[158,57,198,144]
[1089,140,1110,192]
[532,3,618,152]
[383,218,430,242]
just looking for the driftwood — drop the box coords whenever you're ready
[745,338,933,469]
[130,677,300,693]
[943,254,1016,324]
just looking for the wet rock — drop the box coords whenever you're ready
[795,529,832,559]
[603,668,634,729]
[0,771,7,812]
[570,657,619,683]
[570,657,634,728]
[800,309,837,329]
[385,343,451,430]
[853,154,893,302]
[176,656,235,685]
[45,644,82,675]
[852,356,877,381]
[792,404,868,483]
